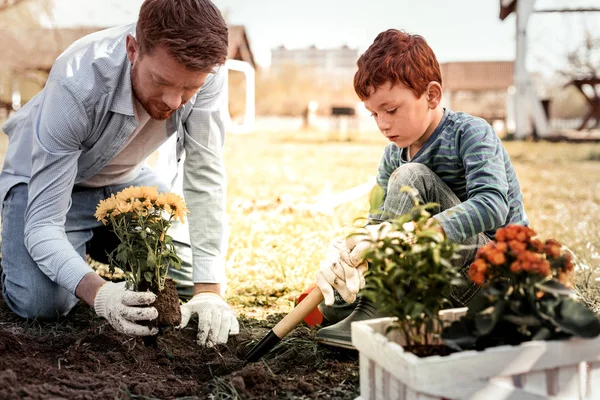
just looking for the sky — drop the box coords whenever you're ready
[42,0,600,74]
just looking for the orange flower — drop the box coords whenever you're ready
[510,261,521,273]
[472,259,488,273]
[495,229,506,241]
[544,239,562,258]
[509,240,526,253]
[495,242,508,252]
[559,271,574,289]
[530,238,544,253]
[469,269,485,286]
[487,251,506,266]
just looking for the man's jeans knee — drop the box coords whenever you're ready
[1,183,79,319]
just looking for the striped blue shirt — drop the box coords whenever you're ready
[0,24,228,293]
[376,109,528,242]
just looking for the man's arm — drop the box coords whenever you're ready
[25,79,96,295]
[181,66,228,288]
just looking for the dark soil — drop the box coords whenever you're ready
[140,278,182,328]
[0,292,359,399]
[405,344,455,358]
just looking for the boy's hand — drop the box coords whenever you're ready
[316,235,373,305]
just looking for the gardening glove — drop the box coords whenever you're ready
[316,222,395,306]
[316,238,369,306]
[178,293,240,347]
[94,281,159,337]
[344,222,394,266]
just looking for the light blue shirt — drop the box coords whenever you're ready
[0,24,228,293]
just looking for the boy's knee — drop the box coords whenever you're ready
[389,163,432,185]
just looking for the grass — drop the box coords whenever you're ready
[1,117,599,315]
[223,131,600,317]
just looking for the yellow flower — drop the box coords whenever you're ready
[116,186,139,203]
[137,186,159,203]
[114,200,134,216]
[94,195,118,223]
[155,193,171,213]
[163,192,189,223]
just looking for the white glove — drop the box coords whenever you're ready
[316,222,392,306]
[178,293,240,347]
[94,281,159,337]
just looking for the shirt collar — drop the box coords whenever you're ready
[109,50,135,116]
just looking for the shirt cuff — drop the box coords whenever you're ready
[192,256,226,284]
[56,258,96,295]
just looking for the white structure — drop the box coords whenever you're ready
[502,0,551,139]
[225,59,255,134]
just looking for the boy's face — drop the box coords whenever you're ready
[363,81,440,148]
[126,35,210,120]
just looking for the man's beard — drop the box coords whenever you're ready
[130,63,174,121]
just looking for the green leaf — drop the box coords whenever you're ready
[147,250,157,268]
[442,320,477,351]
[534,279,573,297]
[143,271,154,283]
[548,298,600,338]
[368,185,385,213]
[474,301,506,335]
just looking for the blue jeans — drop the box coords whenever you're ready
[1,167,194,320]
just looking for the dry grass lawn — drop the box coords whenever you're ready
[1,120,599,316]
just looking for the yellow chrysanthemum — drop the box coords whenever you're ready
[136,186,159,204]
[94,195,118,223]
[113,200,134,216]
[155,193,171,213]
[116,186,139,203]
[163,192,189,223]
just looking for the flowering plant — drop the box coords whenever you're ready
[94,186,189,292]
[443,225,600,351]
[361,186,464,352]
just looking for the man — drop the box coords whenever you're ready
[0,0,239,346]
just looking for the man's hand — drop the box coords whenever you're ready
[178,293,240,346]
[94,281,159,336]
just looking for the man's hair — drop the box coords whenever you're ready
[354,29,442,100]
[136,0,228,71]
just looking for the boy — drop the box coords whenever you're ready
[315,29,528,348]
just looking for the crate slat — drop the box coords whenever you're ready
[353,315,600,400]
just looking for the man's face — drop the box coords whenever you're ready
[363,81,436,148]
[126,36,210,120]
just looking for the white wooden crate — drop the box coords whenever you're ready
[352,310,600,400]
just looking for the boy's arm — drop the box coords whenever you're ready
[25,79,97,295]
[433,122,510,242]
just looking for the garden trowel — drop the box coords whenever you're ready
[245,287,324,362]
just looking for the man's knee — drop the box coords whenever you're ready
[3,279,78,320]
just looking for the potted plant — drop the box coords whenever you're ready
[351,188,600,399]
[94,185,188,329]
[358,187,465,357]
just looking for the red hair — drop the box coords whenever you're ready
[354,29,442,100]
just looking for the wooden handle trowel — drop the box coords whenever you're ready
[245,288,324,362]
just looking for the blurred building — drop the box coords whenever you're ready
[270,44,358,78]
[440,61,514,131]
